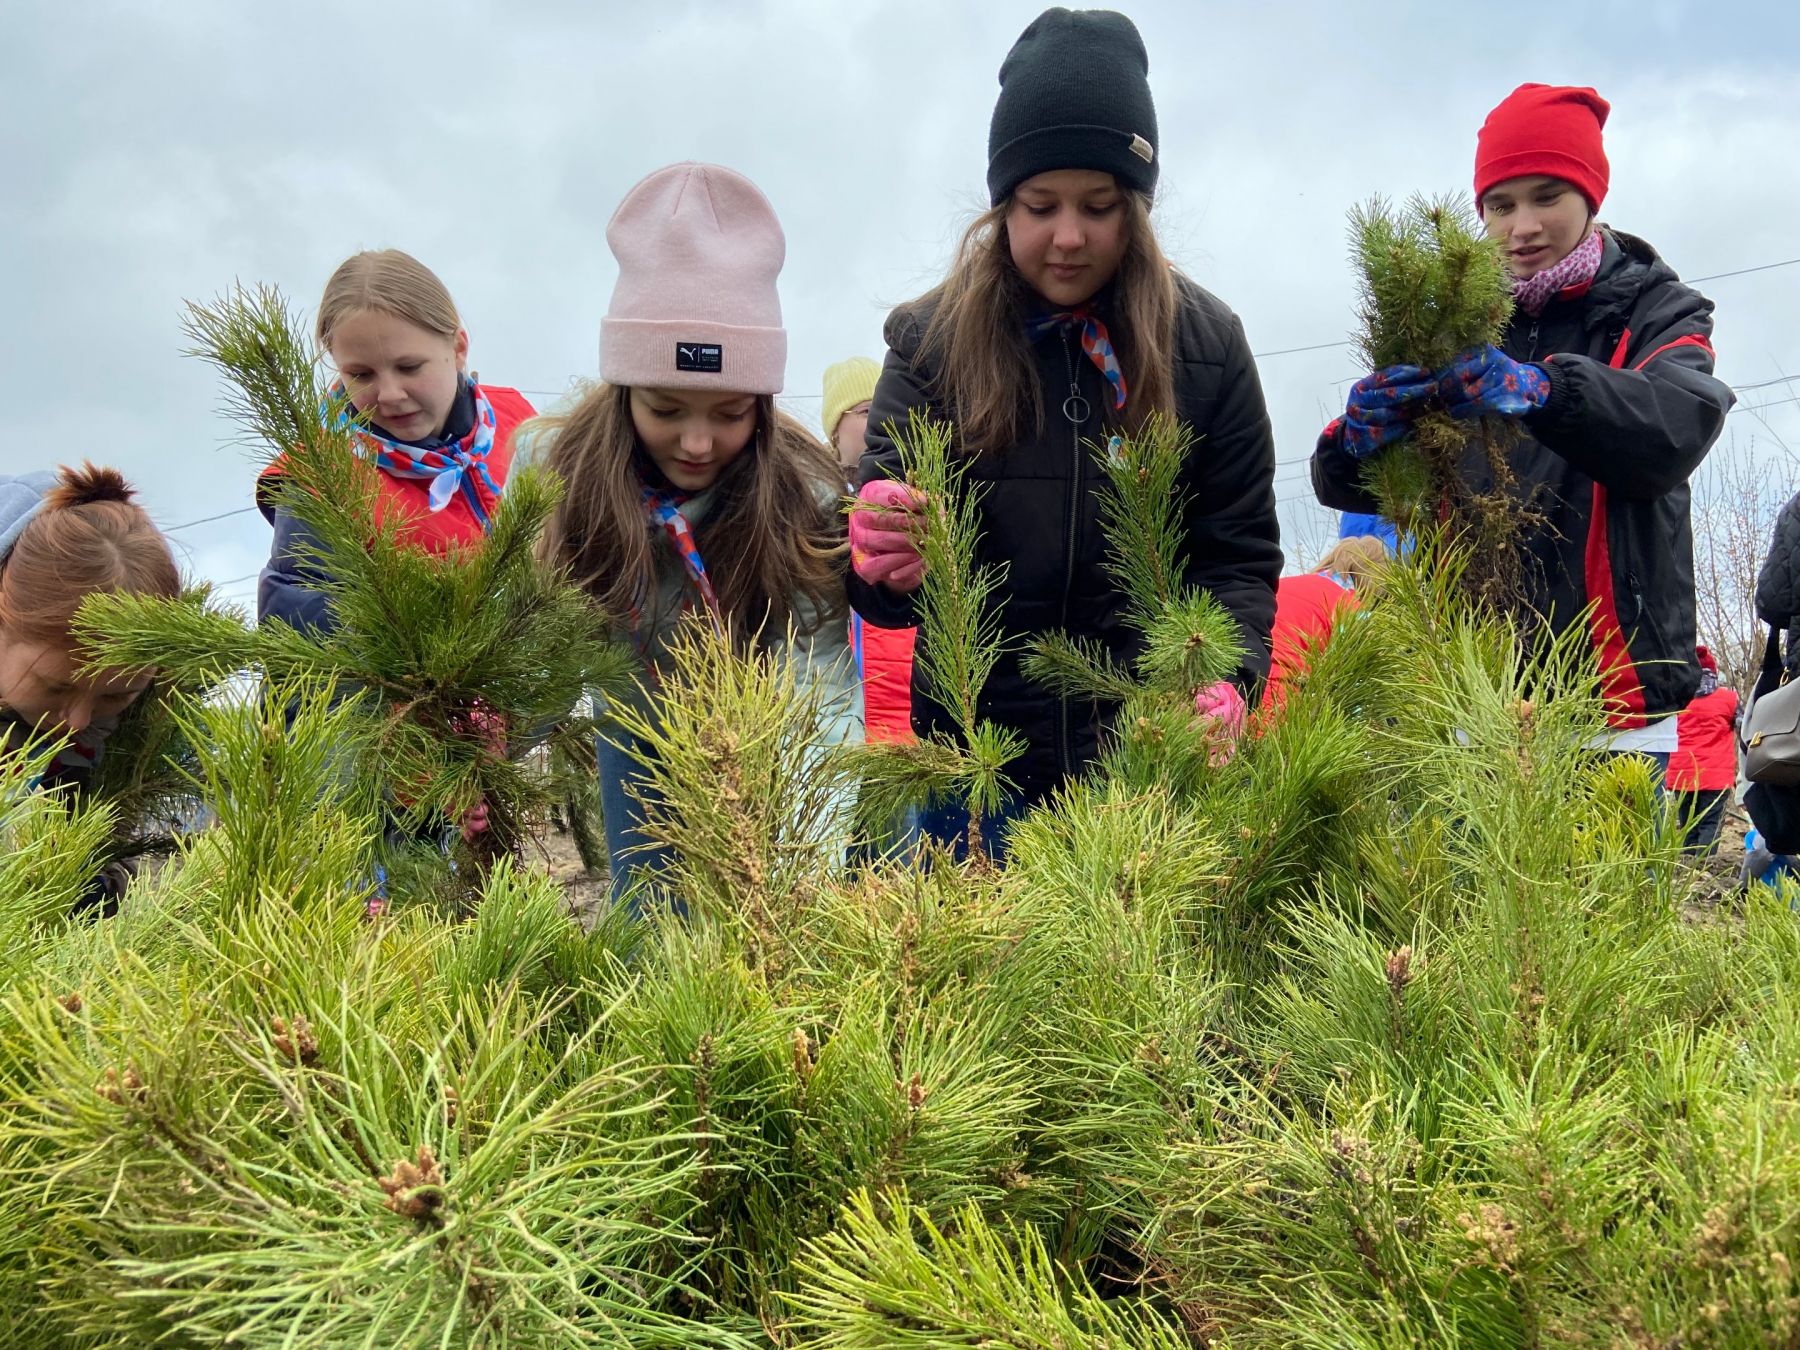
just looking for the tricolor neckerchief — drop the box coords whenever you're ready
[1026,308,1129,411]
[638,484,724,641]
[326,378,502,526]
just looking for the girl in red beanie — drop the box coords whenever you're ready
[847,8,1280,861]
[1312,83,1734,770]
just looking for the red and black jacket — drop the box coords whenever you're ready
[255,384,534,636]
[1311,230,1733,726]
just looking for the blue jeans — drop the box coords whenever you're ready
[596,730,675,915]
[911,794,1031,865]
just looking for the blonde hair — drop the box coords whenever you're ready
[531,384,846,638]
[1314,536,1389,592]
[0,463,181,648]
[910,189,1177,453]
[316,249,460,351]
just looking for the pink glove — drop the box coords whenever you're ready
[460,799,490,842]
[1192,680,1247,766]
[850,479,927,593]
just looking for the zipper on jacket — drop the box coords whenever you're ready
[1058,327,1090,778]
[1525,319,1541,361]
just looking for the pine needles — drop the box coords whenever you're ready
[854,411,1024,860]
[74,283,633,881]
[6,279,1799,1344]
[1350,195,1538,614]
[1023,415,1245,794]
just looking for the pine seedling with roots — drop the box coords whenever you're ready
[73,283,632,888]
[854,411,1024,862]
[1022,414,1245,792]
[1350,194,1533,613]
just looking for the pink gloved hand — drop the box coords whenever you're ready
[1192,680,1248,766]
[850,479,928,593]
[460,798,490,842]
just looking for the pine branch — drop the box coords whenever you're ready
[789,1190,1189,1348]
[1021,632,1139,702]
[867,410,1024,858]
[107,284,638,876]
[1347,194,1535,612]
[887,412,1011,739]
[1136,588,1245,695]
[1094,413,1194,621]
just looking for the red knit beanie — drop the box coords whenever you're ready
[1696,645,1717,674]
[1474,84,1611,212]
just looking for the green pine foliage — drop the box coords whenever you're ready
[1024,415,1246,797]
[1350,194,1538,613]
[853,411,1025,860]
[3,295,1798,1345]
[73,284,633,878]
[80,623,219,867]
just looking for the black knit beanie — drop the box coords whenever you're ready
[986,8,1159,206]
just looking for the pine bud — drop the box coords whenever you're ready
[380,1144,447,1225]
[96,1064,148,1106]
[792,1027,814,1080]
[896,1072,928,1112]
[270,1015,318,1065]
[1385,946,1413,999]
[1456,1203,1519,1270]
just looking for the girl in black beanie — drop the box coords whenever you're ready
[847,7,1281,859]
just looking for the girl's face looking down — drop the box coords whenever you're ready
[329,309,468,441]
[629,387,759,492]
[1006,169,1128,308]
[0,634,152,739]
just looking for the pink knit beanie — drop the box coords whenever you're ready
[600,162,788,395]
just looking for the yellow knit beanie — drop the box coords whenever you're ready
[820,356,881,441]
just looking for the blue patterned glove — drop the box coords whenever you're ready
[1343,365,1436,459]
[1436,345,1550,420]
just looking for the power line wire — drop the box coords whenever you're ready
[164,505,258,532]
[1734,373,1800,393]
[1689,257,1800,284]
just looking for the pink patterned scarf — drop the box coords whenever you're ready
[1512,229,1603,317]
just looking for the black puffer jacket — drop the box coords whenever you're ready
[1313,229,1733,725]
[1757,490,1800,633]
[848,274,1281,803]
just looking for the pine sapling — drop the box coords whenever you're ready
[853,412,1024,862]
[74,283,633,889]
[1349,194,1531,613]
[1022,415,1244,791]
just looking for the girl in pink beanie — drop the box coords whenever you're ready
[527,162,859,908]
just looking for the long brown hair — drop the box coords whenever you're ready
[532,384,846,638]
[0,463,181,647]
[913,189,1178,453]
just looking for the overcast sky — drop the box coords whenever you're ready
[5,0,1797,606]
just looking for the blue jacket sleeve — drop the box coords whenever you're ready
[257,507,338,637]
